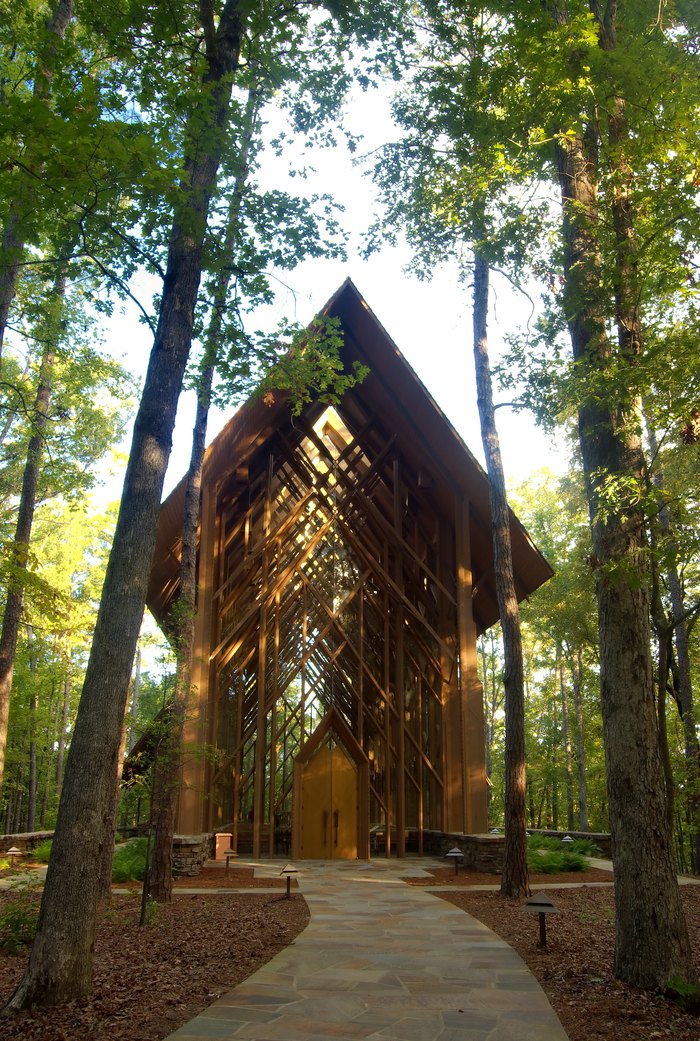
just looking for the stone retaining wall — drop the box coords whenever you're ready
[421,831,505,873]
[172,834,215,877]
[0,831,54,853]
[421,828,612,870]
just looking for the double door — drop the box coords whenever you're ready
[300,739,358,858]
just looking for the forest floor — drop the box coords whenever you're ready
[0,862,697,1040]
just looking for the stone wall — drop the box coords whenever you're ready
[421,828,612,871]
[421,831,505,874]
[0,831,54,853]
[172,834,214,877]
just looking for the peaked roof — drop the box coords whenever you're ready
[147,278,552,633]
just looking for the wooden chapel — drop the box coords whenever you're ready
[146,279,552,860]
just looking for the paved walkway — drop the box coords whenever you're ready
[166,858,568,1041]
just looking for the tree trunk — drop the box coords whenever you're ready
[126,646,141,754]
[55,661,71,790]
[40,691,59,827]
[147,366,212,902]
[26,627,38,834]
[646,416,700,871]
[148,84,260,903]
[479,639,493,818]
[0,0,74,367]
[555,104,694,987]
[0,271,62,794]
[559,651,575,831]
[98,719,128,902]
[569,649,589,832]
[6,4,247,1009]
[472,250,529,898]
[147,360,213,902]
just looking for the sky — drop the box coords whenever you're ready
[102,81,569,507]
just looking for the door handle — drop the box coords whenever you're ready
[334,810,339,847]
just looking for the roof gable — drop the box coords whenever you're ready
[147,279,552,631]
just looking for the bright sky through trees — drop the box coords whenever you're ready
[101,81,567,504]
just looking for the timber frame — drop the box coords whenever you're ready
[147,280,552,858]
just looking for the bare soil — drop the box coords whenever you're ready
[0,863,697,1041]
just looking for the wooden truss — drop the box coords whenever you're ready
[204,394,483,858]
[146,280,552,857]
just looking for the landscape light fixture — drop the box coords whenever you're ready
[280,863,299,899]
[445,847,464,876]
[5,847,22,869]
[520,892,560,948]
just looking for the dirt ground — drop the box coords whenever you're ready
[0,863,697,1040]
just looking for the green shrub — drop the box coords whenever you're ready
[30,839,53,863]
[0,884,40,953]
[527,834,602,858]
[527,835,564,852]
[567,838,602,856]
[111,837,149,883]
[528,848,588,873]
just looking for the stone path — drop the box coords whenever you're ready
[166,858,568,1041]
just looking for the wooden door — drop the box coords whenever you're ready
[300,740,358,858]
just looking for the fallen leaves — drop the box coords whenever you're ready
[443,885,700,1041]
[0,888,309,1041]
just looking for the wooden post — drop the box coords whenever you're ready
[439,516,462,834]
[393,457,406,857]
[455,496,488,834]
[253,456,273,857]
[177,478,217,834]
[268,592,281,855]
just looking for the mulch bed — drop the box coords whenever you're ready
[443,883,700,1041]
[404,864,614,886]
[170,865,296,889]
[0,887,309,1041]
[0,862,699,1041]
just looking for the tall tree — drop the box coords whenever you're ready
[370,0,699,987]
[0,0,74,365]
[473,252,529,897]
[6,1,252,1007]
[0,294,59,793]
[7,0,405,1008]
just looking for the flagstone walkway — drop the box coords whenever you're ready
[165,857,568,1041]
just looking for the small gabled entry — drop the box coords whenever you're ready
[293,708,369,859]
[300,740,357,858]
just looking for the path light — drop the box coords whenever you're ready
[520,892,560,948]
[562,835,574,844]
[280,863,299,899]
[445,847,464,876]
[5,847,22,870]
[489,827,500,834]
